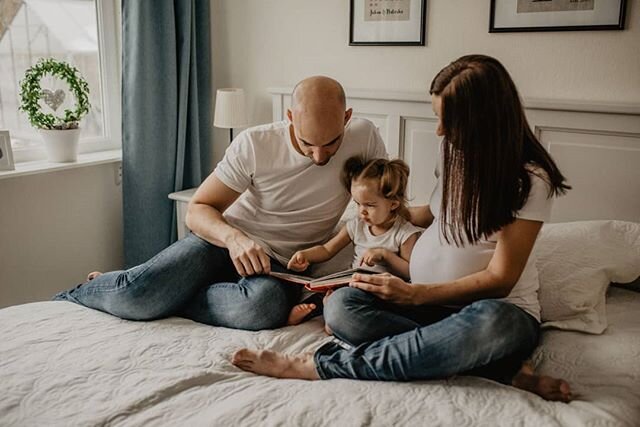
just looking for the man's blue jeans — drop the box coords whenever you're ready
[53,233,301,330]
[315,287,539,383]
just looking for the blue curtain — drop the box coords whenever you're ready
[121,0,212,267]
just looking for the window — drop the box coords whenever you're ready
[0,0,120,163]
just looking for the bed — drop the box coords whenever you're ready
[2,92,639,426]
[1,282,639,426]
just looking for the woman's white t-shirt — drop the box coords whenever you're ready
[346,216,423,270]
[409,166,554,321]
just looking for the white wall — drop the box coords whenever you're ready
[0,164,123,308]
[211,0,639,162]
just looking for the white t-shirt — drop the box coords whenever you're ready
[409,165,554,321]
[346,216,423,271]
[214,118,388,265]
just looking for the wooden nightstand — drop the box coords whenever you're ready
[168,188,197,239]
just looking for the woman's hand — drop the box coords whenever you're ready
[360,248,388,267]
[350,272,417,305]
[287,251,310,272]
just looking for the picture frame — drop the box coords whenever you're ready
[0,130,15,171]
[350,0,427,46]
[490,0,627,33]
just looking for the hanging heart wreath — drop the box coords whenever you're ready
[19,58,90,130]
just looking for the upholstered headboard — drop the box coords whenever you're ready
[269,88,640,223]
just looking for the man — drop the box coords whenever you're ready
[54,76,388,330]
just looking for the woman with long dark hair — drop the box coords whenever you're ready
[232,55,573,402]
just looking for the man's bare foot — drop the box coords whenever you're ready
[287,303,316,325]
[232,349,320,380]
[87,271,102,281]
[512,362,572,402]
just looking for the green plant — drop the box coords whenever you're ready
[19,58,90,130]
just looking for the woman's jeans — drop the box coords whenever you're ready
[53,233,301,330]
[315,287,540,384]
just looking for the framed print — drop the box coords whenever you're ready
[0,130,15,171]
[350,0,427,46]
[490,0,627,33]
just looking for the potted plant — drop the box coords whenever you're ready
[19,58,90,162]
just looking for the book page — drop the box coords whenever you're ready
[269,271,312,285]
[270,265,385,289]
[310,266,383,283]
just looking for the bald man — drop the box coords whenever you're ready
[54,76,387,331]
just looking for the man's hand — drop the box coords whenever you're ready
[227,232,271,276]
[287,251,310,272]
[350,272,417,305]
[360,248,388,267]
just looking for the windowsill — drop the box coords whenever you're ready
[0,149,122,180]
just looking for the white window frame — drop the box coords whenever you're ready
[12,0,121,164]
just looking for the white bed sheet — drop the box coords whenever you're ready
[1,287,639,427]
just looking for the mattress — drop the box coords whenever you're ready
[1,287,638,427]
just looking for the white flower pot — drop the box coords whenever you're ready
[39,128,81,163]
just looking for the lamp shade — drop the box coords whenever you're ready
[213,88,248,129]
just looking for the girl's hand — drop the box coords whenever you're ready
[360,248,388,267]
[350,272,417,305]
[287,251,310,271]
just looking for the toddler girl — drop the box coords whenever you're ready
[287,156,422,324]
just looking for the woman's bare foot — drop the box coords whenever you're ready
[287,303,316,325]
[512,362,572,402]
[87,271,102,281]
[231,349,320,380]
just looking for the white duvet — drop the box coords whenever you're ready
[1,287,639,427]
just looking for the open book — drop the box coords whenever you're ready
[270,266,383,292]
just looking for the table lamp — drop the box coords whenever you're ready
[213,88,248,144]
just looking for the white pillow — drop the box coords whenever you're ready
[535,220,640,334]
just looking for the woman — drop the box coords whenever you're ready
[232,55,573,402]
